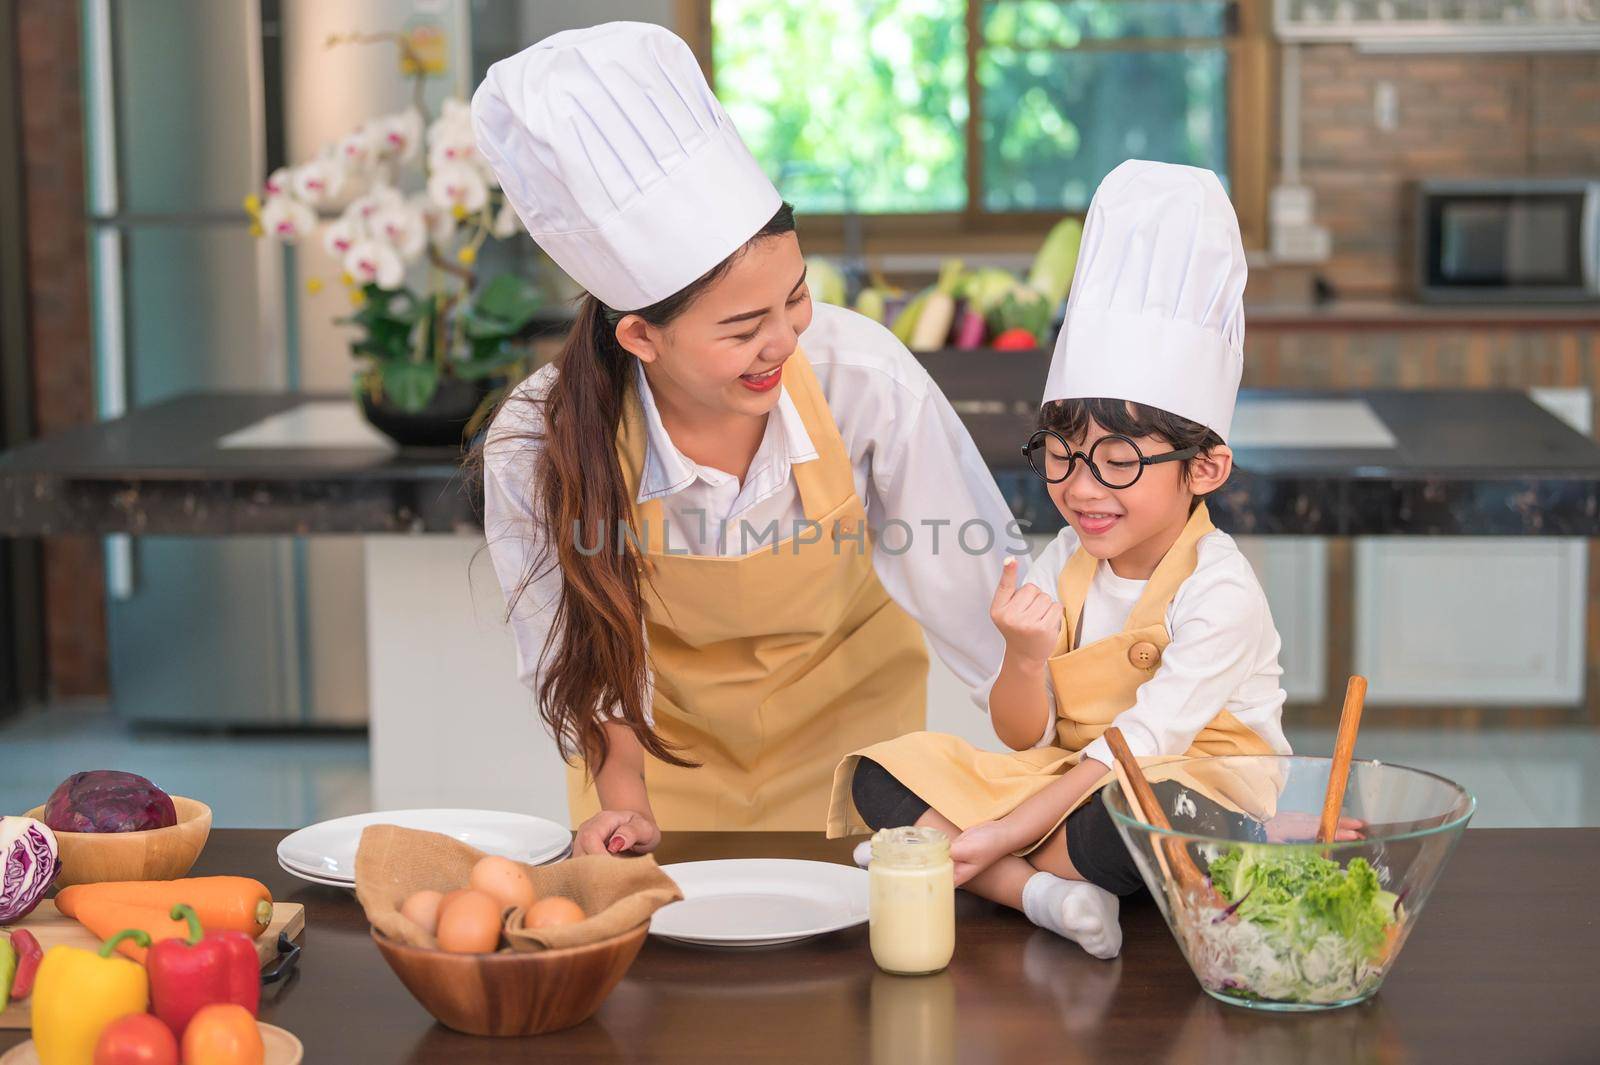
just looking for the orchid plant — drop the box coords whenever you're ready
[247,32,539,419]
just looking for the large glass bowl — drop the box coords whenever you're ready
[1102,755,1474,1012]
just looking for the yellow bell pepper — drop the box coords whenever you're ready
[31,929,152,1065]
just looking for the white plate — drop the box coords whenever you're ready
[650,859,869,948]
[276,856,357,891]
[277,841,574,886]
[276,809,571,881]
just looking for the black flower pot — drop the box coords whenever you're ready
[359,375,495,449]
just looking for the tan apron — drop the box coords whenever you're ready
[827,504,1278,849]
[568,349,929,830]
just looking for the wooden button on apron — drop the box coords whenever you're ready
[1127,641,1161,670]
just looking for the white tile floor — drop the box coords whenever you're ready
[3,703,1597,830]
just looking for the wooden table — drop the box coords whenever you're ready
[5,829,1594,1063]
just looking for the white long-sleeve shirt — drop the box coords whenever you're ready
[988,523,1291,767]
[482,301,1027,723]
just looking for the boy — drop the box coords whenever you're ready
[826,161,1291,959]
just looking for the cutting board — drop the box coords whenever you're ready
[0,901,304,1029]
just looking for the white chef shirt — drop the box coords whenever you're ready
[988,523,1291,767]
[483,301,1026,725]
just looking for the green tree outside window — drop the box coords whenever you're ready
[712,0,1232,216]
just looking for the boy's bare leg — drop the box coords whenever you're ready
[1023,824,1085,880]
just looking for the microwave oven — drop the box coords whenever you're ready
[1415,178,1600,303]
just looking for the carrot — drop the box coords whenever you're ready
[69,899,193,963]
[56,876,273,937]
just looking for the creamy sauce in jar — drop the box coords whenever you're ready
[868,826,955,976]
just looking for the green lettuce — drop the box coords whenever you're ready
[1208,845,1397,962]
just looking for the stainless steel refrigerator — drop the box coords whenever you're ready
[84,0,475,727]
[86,0,669,727]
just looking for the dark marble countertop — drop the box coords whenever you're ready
[0,393,476,535]
[2,377,1599,536]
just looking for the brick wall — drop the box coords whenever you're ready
[1294,45,1600,299]
[16,0,107,698]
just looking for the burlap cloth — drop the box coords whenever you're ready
[354,824,682,952]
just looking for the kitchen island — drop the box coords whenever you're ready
[4,383,1600,537]
[3,828,1591,1063]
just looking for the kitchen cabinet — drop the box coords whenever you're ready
[1354,388,1590,706]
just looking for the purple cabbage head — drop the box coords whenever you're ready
[42,770,177,833]
[1,817,61,922]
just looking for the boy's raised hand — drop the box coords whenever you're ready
[991,557,1064,663]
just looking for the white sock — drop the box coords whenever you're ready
[1021,871,1122,960]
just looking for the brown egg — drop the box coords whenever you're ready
[434,889,505,953]
[400,889,445,935]
[437,888,473,915]
[523,895,585,930]
[470,855,537,912]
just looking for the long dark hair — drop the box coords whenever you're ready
[497,203,797,776]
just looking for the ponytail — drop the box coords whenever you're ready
[496,202,796,776]
[530,294,690,773]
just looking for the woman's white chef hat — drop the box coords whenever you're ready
[1041,160,1247,442]
[472,22,782,312]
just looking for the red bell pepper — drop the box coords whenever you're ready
[146,903,260,1040]
[7,929,42,999]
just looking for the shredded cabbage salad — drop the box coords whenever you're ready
[1190,846,1402,1005]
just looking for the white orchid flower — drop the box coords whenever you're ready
[338,126,379,172]
[427,99,473,144]
[426,128,483,173]
[490,198,520,239]
[259,195,318,242]
[341,185,405,228]
[343,239,405,290]
[374,108,423,164]
[427,162,488,215]
[290,158,346,206]
[322,215,364,259]
[408,193,456,245]
[263,166,293,198]
[370,202,428,262]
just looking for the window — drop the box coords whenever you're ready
[694,0,1269,244]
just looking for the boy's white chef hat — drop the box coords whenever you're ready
[472,22,782,312]
[1041,160,1247,442]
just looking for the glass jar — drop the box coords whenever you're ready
[868,826,955,976]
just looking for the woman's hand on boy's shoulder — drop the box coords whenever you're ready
[991,558,1064,663]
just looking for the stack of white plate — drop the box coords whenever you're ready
[275,809,572,890]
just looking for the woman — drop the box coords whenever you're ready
[473,22,1021,853]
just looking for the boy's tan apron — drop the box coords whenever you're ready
[568,349,928,830]
[827,504,1278,850]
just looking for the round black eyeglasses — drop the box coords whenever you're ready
[1021,430,1199,490]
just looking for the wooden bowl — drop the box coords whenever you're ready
[371,921,649,1037]
[24,796,212,887]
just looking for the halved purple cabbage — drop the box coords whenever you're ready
[0,817,60,922]
[42,770,177,833]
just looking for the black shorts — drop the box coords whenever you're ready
[850,756,1259,897]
